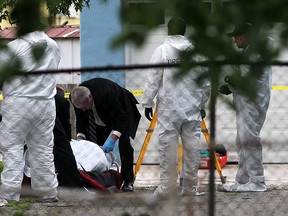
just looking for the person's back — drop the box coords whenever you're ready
[1,31,60,98]
[150,35,209,117]
[142,17,210,197]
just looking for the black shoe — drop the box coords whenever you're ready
[122,182,134,192]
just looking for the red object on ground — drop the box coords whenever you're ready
[199,153,228,169]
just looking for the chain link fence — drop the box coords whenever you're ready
[51,64,288,216]
[1,63,288,215]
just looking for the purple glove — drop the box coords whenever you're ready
[103,136,117,153]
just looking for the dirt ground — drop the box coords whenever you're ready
[1,184,288,216]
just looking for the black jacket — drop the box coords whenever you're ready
[55,92,72,141]
[74,78,141,139]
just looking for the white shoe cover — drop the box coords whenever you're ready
[180,186,205,196]
[153,185,168,197]
[222,182,241,192]
[0,198,8,207]
[236,181,267,192]
[222,181,266,192]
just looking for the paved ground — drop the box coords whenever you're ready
[1,164,288,216]
[135,163,288,187]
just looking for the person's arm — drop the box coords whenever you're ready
[112,131,121,139]
[142,47,163,108]
[103,130,121,153]
[142,46,163,120]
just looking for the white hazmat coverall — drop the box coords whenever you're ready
[227,51,272,191]
[142,35,210,194]
[0,31,60,201]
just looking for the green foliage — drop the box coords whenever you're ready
[0,0,288,100]
[0,0,92,29]
[10,0,44,37]
[0,161,3,174]
[7,200,31,216]
[0,55,24,86]
[9,201,30,210]
[32,42,47,62]
[113,0,288,100]
[0,0,93,82]
[46,0,91,18]
[117,0,286,60]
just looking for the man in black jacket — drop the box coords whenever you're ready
[70,78,141,192]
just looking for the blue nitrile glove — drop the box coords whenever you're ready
[103,136,117,153]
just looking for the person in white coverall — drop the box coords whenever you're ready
[142,17,210,197]
[220,23,272,192]
[0,31,61,205]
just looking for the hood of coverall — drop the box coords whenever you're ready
[142,33,210,119]
[164,35,193,51]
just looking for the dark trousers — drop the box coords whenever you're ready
[96,125,134,184]
[53,118,83,188]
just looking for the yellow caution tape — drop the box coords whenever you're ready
[0,86,286,101]
[130,90,143,96]
[64,92,70,99]
[271,86,288,90]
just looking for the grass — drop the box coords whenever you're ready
[0,161,31,215]
[8,200,31,210]
[0,200,32,216]
[0,161,3,174]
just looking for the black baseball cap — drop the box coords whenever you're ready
[227,23,252,37]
